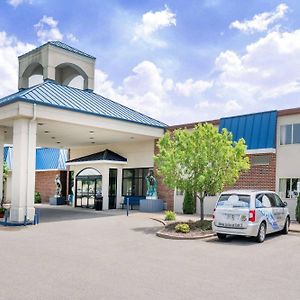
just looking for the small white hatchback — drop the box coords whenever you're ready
[212,190,290,243]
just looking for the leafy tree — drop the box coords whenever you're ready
[182,190,195,214]
[154,123,250,220]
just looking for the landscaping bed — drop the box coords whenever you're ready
[157,219,214,240]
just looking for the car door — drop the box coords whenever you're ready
[266,193,283,231]
[273,193,286,229]
[257,194,277,233]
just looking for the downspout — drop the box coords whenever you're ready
[25,103,36,221]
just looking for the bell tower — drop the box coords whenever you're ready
[18,41,96,90]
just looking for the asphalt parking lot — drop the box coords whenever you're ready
[1,206,300,300]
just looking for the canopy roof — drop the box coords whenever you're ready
[0,80,167,128]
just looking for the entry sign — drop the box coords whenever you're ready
[297,182,300,193]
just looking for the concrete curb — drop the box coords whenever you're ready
[150,217,166,226]
[156,229,215,240]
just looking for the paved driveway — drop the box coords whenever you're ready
[1,206,300,300]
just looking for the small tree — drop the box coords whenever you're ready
[154,123,250,220]
[182,190,195,214]
[296,195,300,223]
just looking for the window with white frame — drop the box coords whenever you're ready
[280,123,300,145]
[279,178,300,199]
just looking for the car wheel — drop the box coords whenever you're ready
[256,222,266,243]
[217,233,227,240]
[282,217,290,235]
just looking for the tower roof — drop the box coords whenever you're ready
[19,40,96,60]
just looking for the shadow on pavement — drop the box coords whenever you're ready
[132,226,163,235]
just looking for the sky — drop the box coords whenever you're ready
[1,0,300,125]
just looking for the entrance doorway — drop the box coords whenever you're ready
[109,169,117,209]
[76,168,102,209]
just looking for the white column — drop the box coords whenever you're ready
[0,127,4,203]
[101,167,109,210]
[10,118,37,223]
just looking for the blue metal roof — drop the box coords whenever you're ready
[0,80,167,128]
[219,111,277,150]
[19,41,96,60]
[4,147,67,171]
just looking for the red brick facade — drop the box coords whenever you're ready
[35,170,67,203]
[229,153,276,191]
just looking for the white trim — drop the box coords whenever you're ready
[246,148,276,154]
[66,160,127,166]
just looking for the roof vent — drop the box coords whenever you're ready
[84,88,94,93]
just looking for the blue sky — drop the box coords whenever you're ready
[1,0,300,125]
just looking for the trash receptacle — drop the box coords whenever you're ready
[95,196,103,211]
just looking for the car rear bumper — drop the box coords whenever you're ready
[212,222,259,237]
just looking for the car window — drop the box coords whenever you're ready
[273,194,285,207]
[217,194,250,208]
[256,194,272,208]
[266,194,277,207]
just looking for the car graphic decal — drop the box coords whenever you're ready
[258,209,279,230]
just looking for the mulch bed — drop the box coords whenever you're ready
[157,220,215,240]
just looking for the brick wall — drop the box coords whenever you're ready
[35,170,67,203]
[227,153,276,191]
[154,139,175,210]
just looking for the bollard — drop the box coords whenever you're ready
[126,197,129,216]
[4,210,8,226]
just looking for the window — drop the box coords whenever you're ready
[293,124,300,144]
[280,124,292,145]
[279,178,300,198]
[122,168,152,196]
[217,194,250,208]
[251,155,270,166]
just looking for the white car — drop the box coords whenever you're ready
[212,190,290,243]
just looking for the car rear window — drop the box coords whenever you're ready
[217,194,250,208]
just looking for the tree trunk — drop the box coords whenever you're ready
[199,197,204,221]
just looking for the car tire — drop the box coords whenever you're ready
[217,233,227,240]
[255,222,266,243]
[282,217,290,235]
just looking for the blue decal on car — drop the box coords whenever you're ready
[258,209,279,230]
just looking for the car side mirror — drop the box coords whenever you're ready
[283,201,288,207]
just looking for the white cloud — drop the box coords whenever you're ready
[66,33,79,43]
[133,5,176,47]
[34,15,63,43]
[176,79,213,97]
[0,31,35,97]
[230,3,288,34]
[6,0,33,7]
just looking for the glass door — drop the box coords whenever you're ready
[109,169,117,209]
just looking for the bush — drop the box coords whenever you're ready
[182,190,195,214]
[35,192,42,204]
[175,223,190,233]
[296,195,300,223]
[164,210,176,221]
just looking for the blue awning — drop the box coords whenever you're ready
[219,111,277,150]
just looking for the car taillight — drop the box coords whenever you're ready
[249,210,256,222]
[213,208,216,219]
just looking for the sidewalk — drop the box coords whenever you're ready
[290,221,300,233]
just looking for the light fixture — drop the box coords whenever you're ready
[57,141,61,144]
[91,142,95,144]
[38,123,44,126]
[44,130,49,134]
[51,137,56,139]
[89,130,94,134]
[89,137,94,140]
[130,137,134,140]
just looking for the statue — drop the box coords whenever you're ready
[55,175,62,197]
[145,170,158,200]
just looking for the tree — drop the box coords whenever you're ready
[182,190,195,214]
[154,123,250,220]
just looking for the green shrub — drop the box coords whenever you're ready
[35,192,42,204]
[296,195,300,223]
[175,223,190,233]
[182,190,195,214]
[164,210,176,221]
